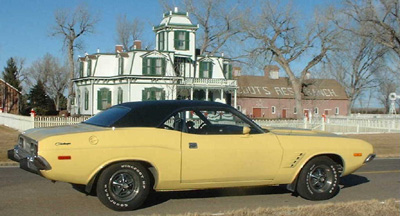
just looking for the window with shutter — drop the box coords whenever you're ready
[142,87,166,101]
[200,62,213,78]
[142,58,166,76]
[223,63,233,79]
[97,88,111,110]
[174,31,189,50]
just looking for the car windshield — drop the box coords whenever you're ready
[83,106,131,127]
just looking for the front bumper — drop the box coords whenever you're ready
[8,146,51,174]
[364,154,376,163]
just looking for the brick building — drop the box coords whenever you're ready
[236,66,349,119]
[0,79,21,114]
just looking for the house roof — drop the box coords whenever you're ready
[0,79,22,94]
[237,76,348,100]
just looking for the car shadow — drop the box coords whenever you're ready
[141,185,291,209]
[340,174,369,189]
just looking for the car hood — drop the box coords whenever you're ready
[264,127,343,138]
[21,123,108,141]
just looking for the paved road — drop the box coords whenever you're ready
[0,159,399,216]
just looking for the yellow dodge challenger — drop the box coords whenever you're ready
[8,100,375,211]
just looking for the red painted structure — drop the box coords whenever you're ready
[0,79,21,114]
[236,66,349,119]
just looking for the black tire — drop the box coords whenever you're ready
[296,156,340,200]
[96,162,150,211]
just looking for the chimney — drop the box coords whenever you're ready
[115,45,123,53]
[233,67,241,77]
[133,40,142,50]
[305,71,311,79]
[264,65,279,79]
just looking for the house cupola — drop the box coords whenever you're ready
[153,7,199,58]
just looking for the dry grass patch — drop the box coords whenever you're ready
[0,125,20,162]
[176,199,400,216]
[346,133,400,158]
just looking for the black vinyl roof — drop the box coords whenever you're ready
[103,100,232,128]
[118,100,230,110]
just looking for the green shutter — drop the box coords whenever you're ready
[79,62,83,77]
[142,58,147,75]
[209,62,213,78]
[161,91,166,100]
[162,58,166,76]
[119,58,124,75]
[199,62,204,78]
[142,90,146,101]
[97,90,102,110]
[87,60,91,76]
[185,32,189,50]
[228,64,233,79]
[85,91,88,110]
[223,64,227,77]
[107,90,111,106]
[174,31,179,49]
[158,33,161,50]
[150,58,156,75]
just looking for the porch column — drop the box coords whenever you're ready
[234,89,237,108]
[190,87,193,100]
[206,88,209,101]
[128,79,131,101]
[220,89,224,101]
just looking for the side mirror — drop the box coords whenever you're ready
[243,126,251,135]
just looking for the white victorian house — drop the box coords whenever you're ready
[72,8,237,115]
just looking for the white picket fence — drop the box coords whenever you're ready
[34,116,91,128]
[0,111,399,134]
[254,116,400,134]
[0,112,90,132]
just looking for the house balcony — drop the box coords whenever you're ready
[180,78,237,89]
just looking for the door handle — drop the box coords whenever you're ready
[189,142,198,149]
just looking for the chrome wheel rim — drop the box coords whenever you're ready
[308,164,333,193]
[108,171,140,201]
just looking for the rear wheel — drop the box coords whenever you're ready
[96,162,150,211]
[296,156,340,200]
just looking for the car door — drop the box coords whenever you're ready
[180,109,283,184]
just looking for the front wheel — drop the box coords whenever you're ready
[96,162,150,211]
[296,156,340,200]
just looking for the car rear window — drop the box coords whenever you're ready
[83,106,131,127]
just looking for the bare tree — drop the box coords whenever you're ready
[51,5,99,112]
[375,57,399,112]
[116,14,144,51]
[28,54,69,111]
[326,35,386,114]
[242,2,341,119]
[339,0,400,59]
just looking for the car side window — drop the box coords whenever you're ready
[183,109,251,135]
[162,112,184,131]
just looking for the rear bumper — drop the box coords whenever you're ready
[7,146,51,174]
